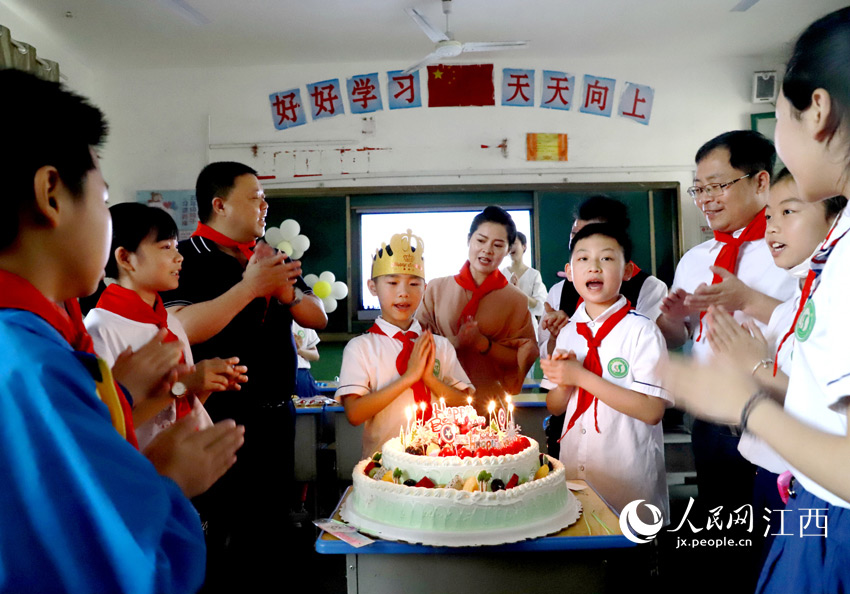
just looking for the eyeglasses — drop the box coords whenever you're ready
[687,173,752,200]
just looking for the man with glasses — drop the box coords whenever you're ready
[657,130,795,588]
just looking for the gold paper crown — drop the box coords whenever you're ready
[371,229,425,279]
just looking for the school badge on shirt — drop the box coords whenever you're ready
[608,357,629,379]
[795,300,816,342]
[432,359,441,377]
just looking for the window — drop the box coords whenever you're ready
[358,209,532,313]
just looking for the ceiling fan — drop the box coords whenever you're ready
[401,0,528,75]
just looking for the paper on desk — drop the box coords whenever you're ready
[314,519,374,547]
[566,481,587,491]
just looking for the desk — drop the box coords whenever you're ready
[317,480,645,594]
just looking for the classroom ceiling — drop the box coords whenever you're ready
[9,0,850,70]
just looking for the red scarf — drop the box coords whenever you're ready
[772,217,849,376]
[697,210,767,341]
[454,261,508,325]
[773,270,814,377]
[96,284,193,420]
[192,222,256,261]
[0,270,138,448]
[367,323,432,421]
[561,300,632,437]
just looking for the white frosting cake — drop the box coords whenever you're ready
[342,451,581,547]
[381,436,541,485]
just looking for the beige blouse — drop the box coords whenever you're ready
[416,276,538,403]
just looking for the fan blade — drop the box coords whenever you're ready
[461,41,529,53]
[156,0,210,25]
[405,8,450,43]
[730,0,761,11]
[401,52,442,76]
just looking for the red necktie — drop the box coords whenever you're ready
[367,324,432,421]
[561,300,632,437]
[453,261,508,327]
[0,270,139,448]
[697,209,767,341]
[191,222,256,261]
[96,283,194,420]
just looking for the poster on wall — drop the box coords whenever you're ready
[136,190,198,240]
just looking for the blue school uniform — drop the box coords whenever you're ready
[0,309,205,594]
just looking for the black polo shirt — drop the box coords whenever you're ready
[162,236,306,420]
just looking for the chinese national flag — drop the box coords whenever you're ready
[427,64,495,107]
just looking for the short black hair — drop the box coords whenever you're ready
[515,231,527,247]
[770,167,847,220]
[783,7,850,167]
[1,69,108,250]
[468,205,517,245]
[695,130,776,177]
[771,167,794,187]
[824,196,848,219]
[104,203,178,279]
[574,195,630,228]
[195,161,258,223]
[569,222,632,263]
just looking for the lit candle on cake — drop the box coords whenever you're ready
[405,406,412,438]
[488,401,495,430]
[419,401,426,425]
[439,397,445,411]
[508,404,515,431]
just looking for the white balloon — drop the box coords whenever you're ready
[319,270,336,284]
[264,227,283,247]
[322,296,338,313]
[290,234,310,253]
[280,219,300,239]
[331,281,349,299]
[289,249,304,260]
[303,274,319,288]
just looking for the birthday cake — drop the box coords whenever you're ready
[341,403,581,547]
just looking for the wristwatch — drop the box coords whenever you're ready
[288,287,304,307]
[171,382,187,398]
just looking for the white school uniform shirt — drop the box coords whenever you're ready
[783,209,850,508]
[541,296,672,521]
[539,276,668,357]
[292,321,320,369]
[501,265,548,339]
[737,292,798,474]
[335,316,474,458]
[671,230,796,361]
[84,307,213,448]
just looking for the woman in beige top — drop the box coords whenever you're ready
[416,206,538,406]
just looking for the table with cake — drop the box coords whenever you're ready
[318,402,649,593]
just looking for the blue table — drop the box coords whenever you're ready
[317,481,646,594]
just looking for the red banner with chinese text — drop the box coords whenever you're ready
[427,64,495,107]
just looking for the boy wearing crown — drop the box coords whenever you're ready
[336,230,474,456]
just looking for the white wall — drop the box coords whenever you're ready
[1,1,780,251]
[94,54,779,249]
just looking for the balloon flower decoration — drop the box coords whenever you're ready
[304,271,349,313]
[264,219,310,260]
